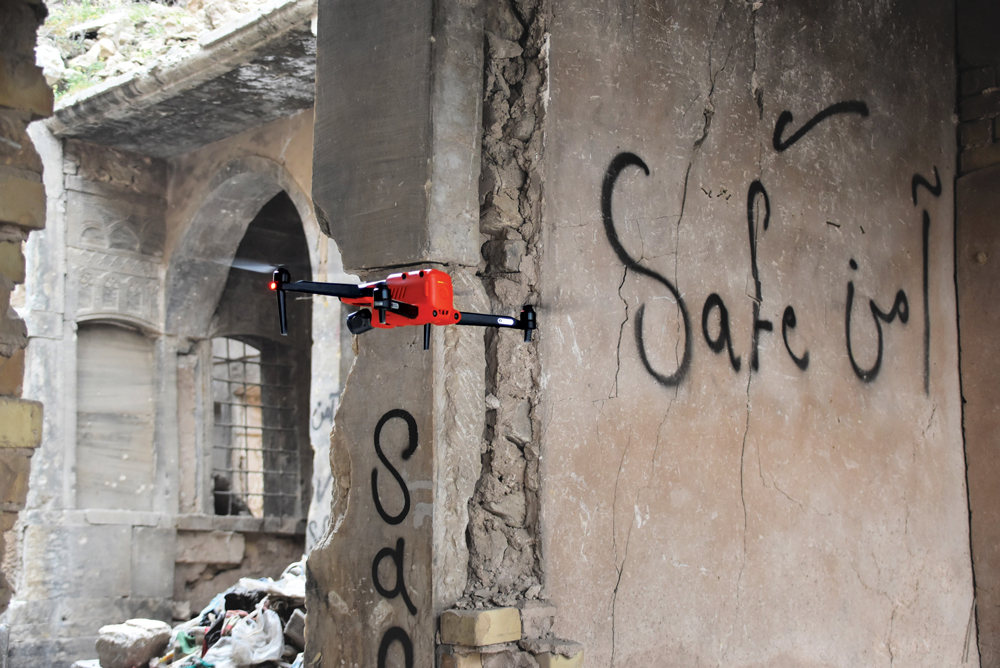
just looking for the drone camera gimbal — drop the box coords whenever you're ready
[270,267,536,349]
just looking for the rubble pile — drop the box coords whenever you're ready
[75,559,307,668]
[36,0,271,100]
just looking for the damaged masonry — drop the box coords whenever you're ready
[5,0,1000,667]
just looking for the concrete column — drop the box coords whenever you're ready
[306,0,486,665]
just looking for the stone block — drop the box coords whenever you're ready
[484,240,527,273]
[21,524,132,600]
[440,608,522,647]
[0,54,53,119]
[0,348,24,396]
[175,530,245,565]
[0,175,44,229]
[961,89,1000,122]
[0,448,31,508]
[532,651,583,668]
[518,601,556,638]
[440,649,483,668]
[0,241,24,284]
[961,141,1000,174]
[96,618,171,668]
[0,397,42,448]
[132,527,176,599]
[962,66,996,98]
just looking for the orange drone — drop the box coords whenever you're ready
[270,267,536,349]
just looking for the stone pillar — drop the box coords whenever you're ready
[0,0,51,616]
[306,0,486,666]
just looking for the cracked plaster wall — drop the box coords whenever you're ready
[538,0,973,666]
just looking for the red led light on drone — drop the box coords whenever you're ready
[269,282,277,290]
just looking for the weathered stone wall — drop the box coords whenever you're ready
[463,0,548,615]
[539,0,971,666]
[0,0,50,619]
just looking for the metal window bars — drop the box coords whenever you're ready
[211,338,300,518]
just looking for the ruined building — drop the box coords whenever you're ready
[2,1,353,664]
[6,0,1000,666]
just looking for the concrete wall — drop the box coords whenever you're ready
[538,0,972,666]
[0,0,50,622]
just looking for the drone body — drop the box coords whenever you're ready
[269,267,535,349]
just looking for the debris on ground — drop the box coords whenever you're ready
[85,557,307,668]
[96,619,172,668]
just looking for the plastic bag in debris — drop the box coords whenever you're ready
[235,557,306,603]
[197,602,282,668]
[197,592,227,627]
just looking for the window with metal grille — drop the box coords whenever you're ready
[212,337,300,517]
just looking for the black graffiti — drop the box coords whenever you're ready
[911,167,941,205]
[702,294,742,371]
[912,167,941,396]
[311,392,338,430]
[781,306,809,370]
[371,409,418,526]
[602,152,692,387]
[372,537,417,615]
[371,410,418,665]
[377,627,414,668]
[747,181,774,371]
[772,101,870,152]
[921,210,931,395]
[845,259,910,382]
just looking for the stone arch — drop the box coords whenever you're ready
[164,156,331,338]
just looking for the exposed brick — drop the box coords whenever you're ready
[0,175,44,229]
[961,142,1000,174]
[961,89,1000,122]
[961,66,996,98]
[0,54,53,119]
[0,241,25,284]
[0,448,33,508]
[0,348,25,396]
[0,396,42,448]
[960,119,993,148]
[440,608,522,647]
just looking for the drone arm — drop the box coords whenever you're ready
[279,280,367,300]
[458,305,537,342]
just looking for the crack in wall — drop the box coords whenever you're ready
[612,265,630,399]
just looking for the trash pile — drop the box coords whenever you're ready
[74,559,307,668]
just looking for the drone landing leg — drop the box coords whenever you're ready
[423,324,431,351]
